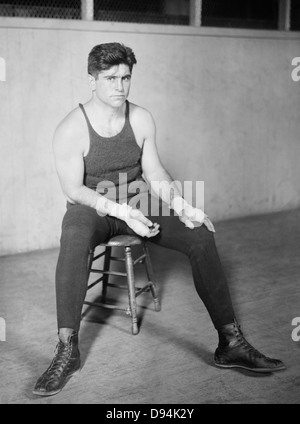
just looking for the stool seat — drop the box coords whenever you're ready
[100,235,143,247]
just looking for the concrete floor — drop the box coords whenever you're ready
[0,208,300,404]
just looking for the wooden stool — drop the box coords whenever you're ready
[84,235,161,335]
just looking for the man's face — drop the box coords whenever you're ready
[90,64,132,107]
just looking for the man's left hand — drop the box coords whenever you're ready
[179,204,215,233]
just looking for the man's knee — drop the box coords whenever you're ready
[61,205,98,241]
[60,222,94,246]
[188,227,215,255]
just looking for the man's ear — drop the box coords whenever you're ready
[88,74,96,90]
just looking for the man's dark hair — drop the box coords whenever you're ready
[88,42,137,78]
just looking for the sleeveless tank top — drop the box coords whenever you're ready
[79,101,149,207]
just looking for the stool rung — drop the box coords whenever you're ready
[106,282,129,290]
[84,300,127,312]
[135,284,152,297]
[92,251,106,261]
[110,256,126,262]
[103,282,147,293]
[87,276,104,290]
[133,254,146,266]
[90,269,127,277]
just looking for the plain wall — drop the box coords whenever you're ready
[0,18,300,256]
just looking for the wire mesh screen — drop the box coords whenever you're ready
[291,0,300,30]
[93,0,189,25]
[0,0,81,19]
[201,0,279,29]
[0,0,299,30]
[0,0,190,24]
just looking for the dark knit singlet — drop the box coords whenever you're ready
[79,101,149,206]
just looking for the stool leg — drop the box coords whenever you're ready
[87,249,94,273]
[143,244,161,312]
[82,249,95,319]
[124,246,139,335]
[102,246,112,304]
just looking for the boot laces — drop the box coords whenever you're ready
[234,326,265,358]
[46,341,72,377]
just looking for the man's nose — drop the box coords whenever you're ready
[115,78,124,91]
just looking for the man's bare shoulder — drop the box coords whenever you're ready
[55,106,85,139]
[129,102,155,127]
[53,106,87,153]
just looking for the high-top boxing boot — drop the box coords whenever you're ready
[214,320,286,373]
[33,332,81,396]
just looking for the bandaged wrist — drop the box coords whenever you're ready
[109,202,132,221]
[171,196,189,215]
[95,197,109,216]
[95,198,132,221]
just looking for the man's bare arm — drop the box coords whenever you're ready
[52,114,106,209]
[138,109,182,206]
[139,108,215,232]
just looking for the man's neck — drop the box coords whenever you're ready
[89,97,126,124]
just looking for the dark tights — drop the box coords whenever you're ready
[55,204,235,333]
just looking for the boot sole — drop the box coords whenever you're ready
[214,362,286,373]
[32,368,81,397]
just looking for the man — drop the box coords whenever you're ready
[33,43,285,397]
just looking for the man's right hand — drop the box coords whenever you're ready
[125,208,160,238]
[96,200,160,238]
